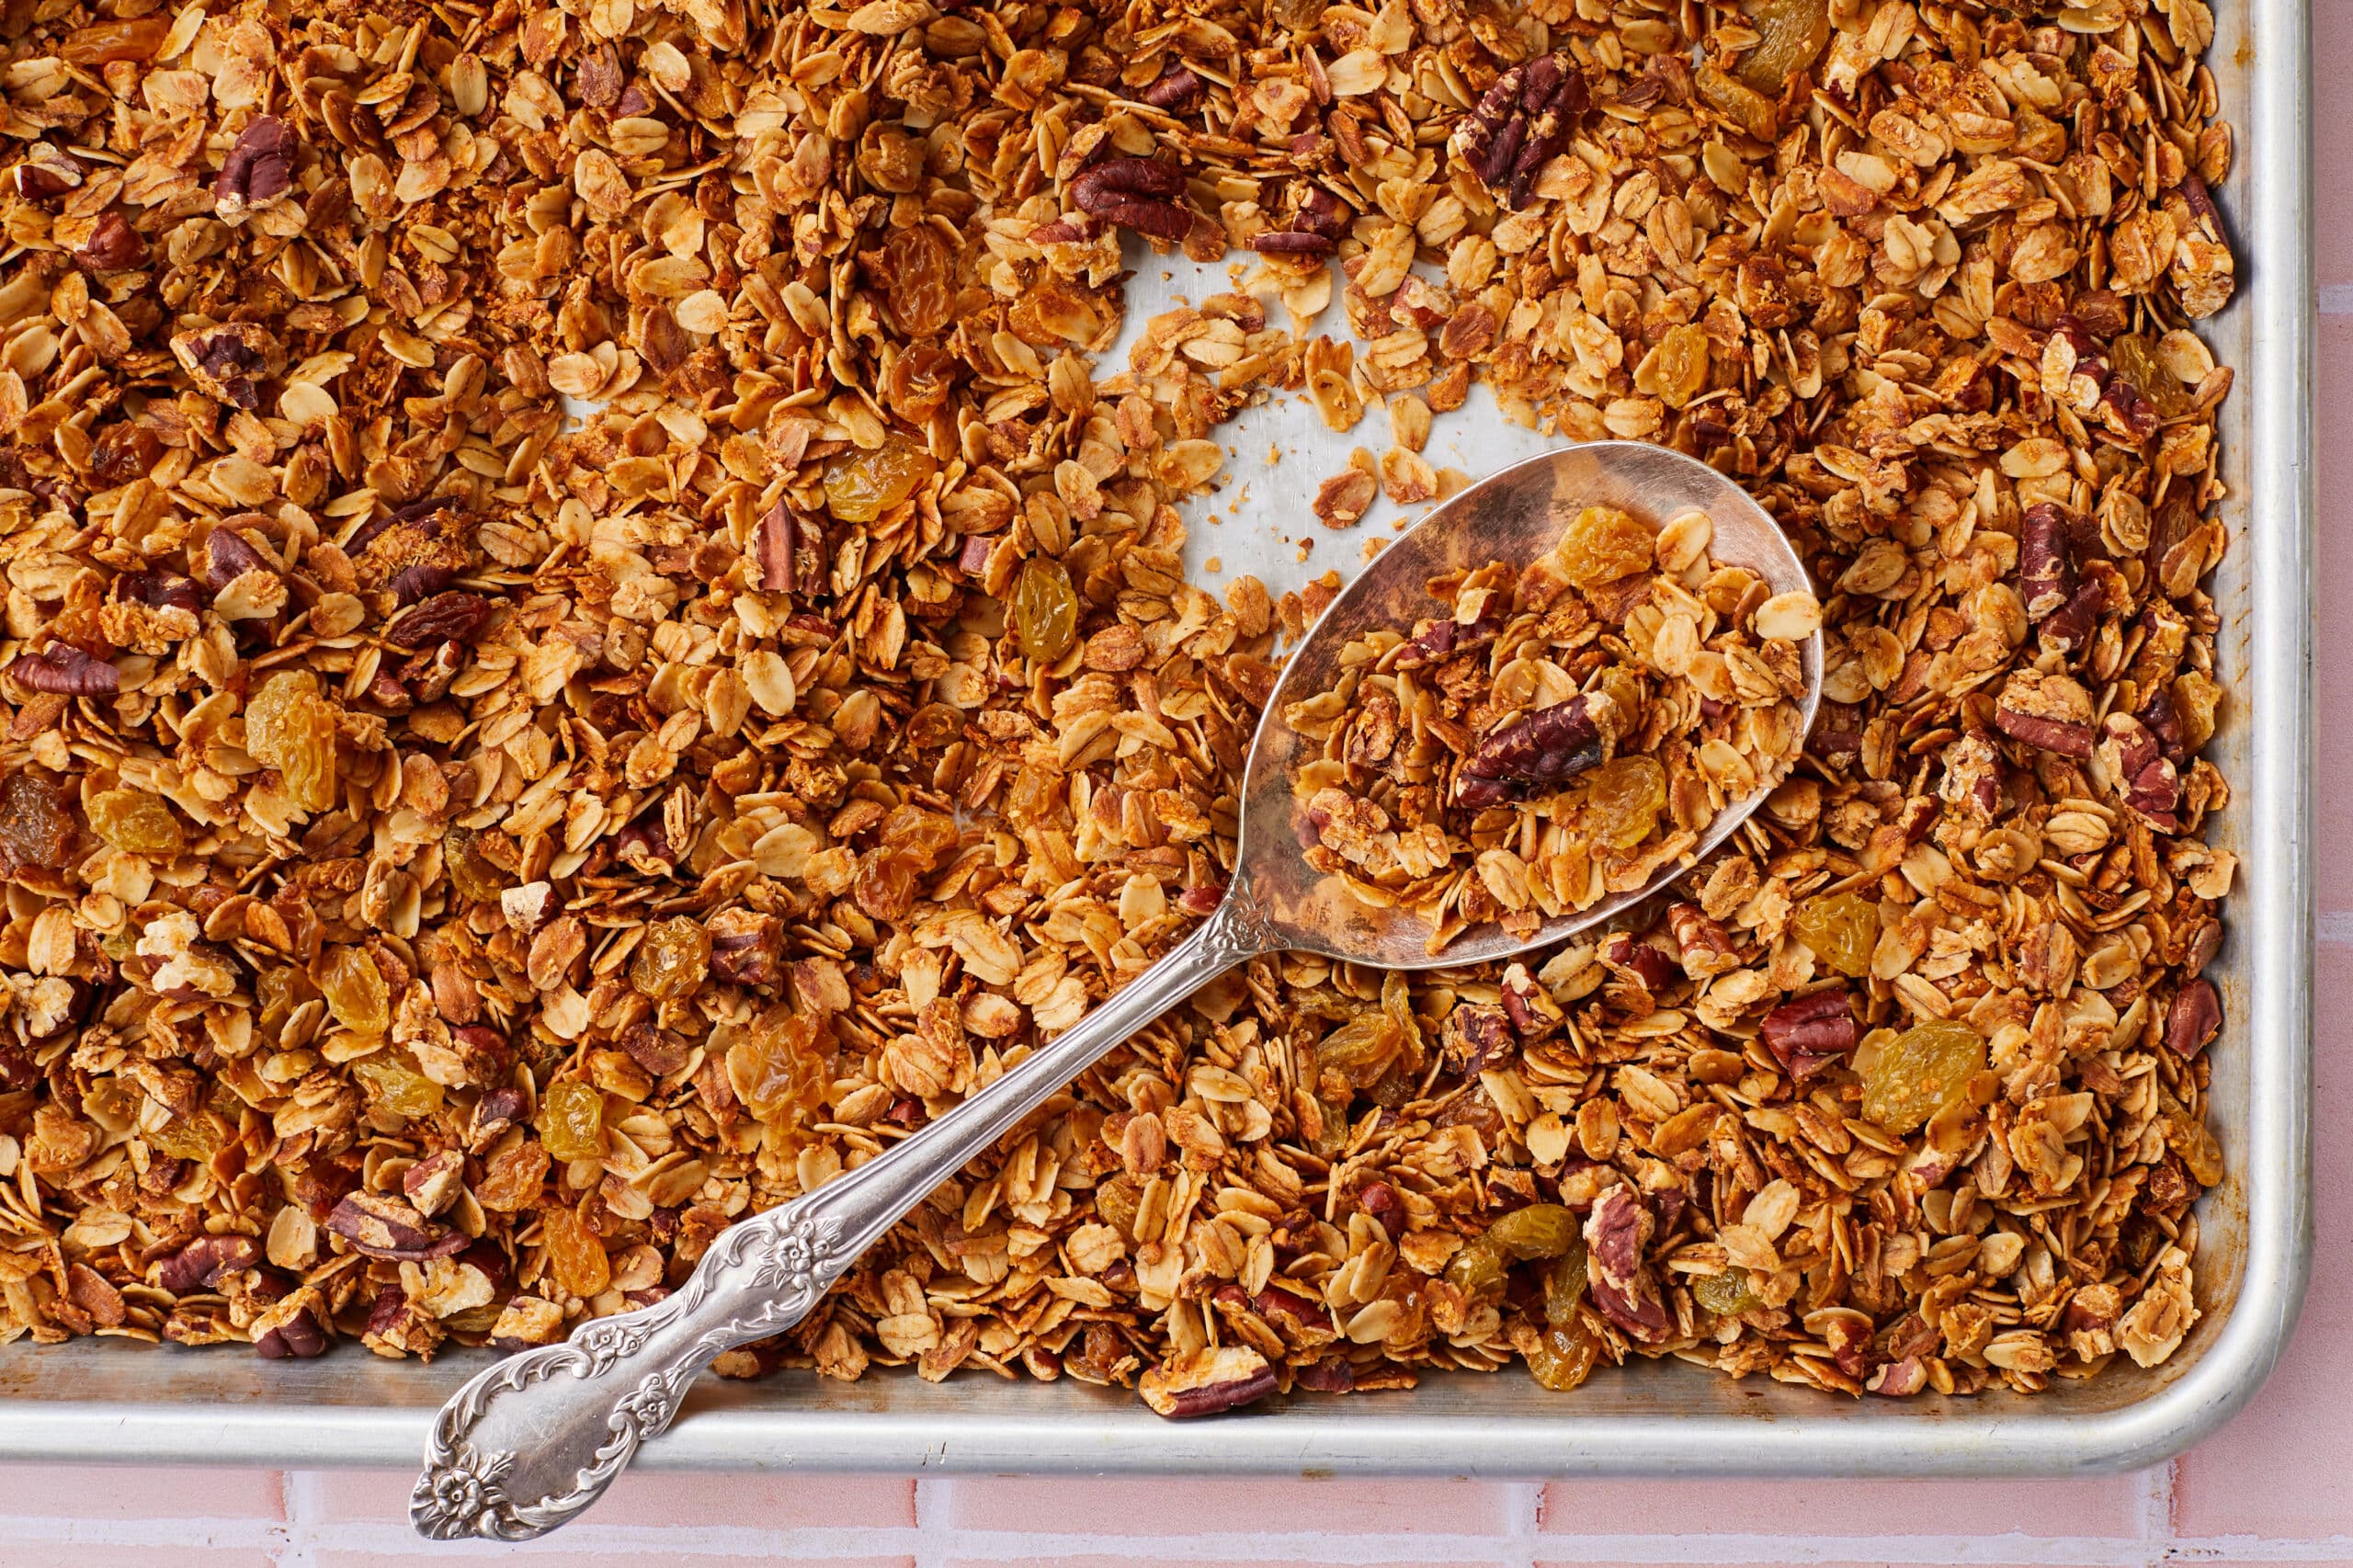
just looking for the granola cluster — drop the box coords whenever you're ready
[1289,502,1815,953]
[0,0,2234,1409]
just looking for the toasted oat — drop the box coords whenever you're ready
[0,0,2234,1411]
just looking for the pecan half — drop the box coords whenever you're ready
[1449,52,1591,209]
[76,210,144,271]
[1584,1185,1670,1343]
[1667,903,1740,979]
[385,590,494,650]
[756,500,796,592]
[2165,978,2221,1058]
[325,1191,467,1262]
[114,569,201,619]
[1138,64,1202,111]
[1068,157,1197,243]
[8,643,118,697]
[215,116,294,222]
[1140,1344,1279,1417]
[252,1286,330,1359]
[2018,503,2076,624]
[1760,990,1857,1080]
[201,523,279,593]
[155,1234,262,1292]
[1455,694,1608,806]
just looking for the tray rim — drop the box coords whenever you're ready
[0,0,2313,1477]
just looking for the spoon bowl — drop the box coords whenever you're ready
[1235,440,1823,968]
[412,440,1823,1543]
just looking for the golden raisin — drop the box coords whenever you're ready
[244,670,340,812]
[1636,323,1711,409]
[1736,0,1830,91]
[352,1051,444,1119]
[539,1078,607,1161]
[1486,1202,1581,1259]
[726,1009,830,1129]
[88,788,184,857]
[1555,506,1654,588]
[1792,892,1878,978]
[630,915,710,1000]
[444,826,506,902]
[1443,1234,1507,1301]
[0,773,76,870]
[1542,1242,1589,1324]
[540,1205,610,1299]
[2109,332,2193,419]
[319,946,390,1038]
[823,438,936,524]
[1859,1020,1986,1134]
[1584,756,1667,849]
[1693,1266,1762,1316]
[881,225,955,338]
[1315,1011,1404,1087]
[1012,555,1080,664]
[1526,1317,1600,1392]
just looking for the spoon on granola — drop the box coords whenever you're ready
[411,440,1823,1542]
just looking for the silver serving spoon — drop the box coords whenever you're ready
[411,440,1822,1541]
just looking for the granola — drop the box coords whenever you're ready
[0,0,2234,1412]
[1288,502,1813,950]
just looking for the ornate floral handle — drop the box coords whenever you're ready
[412,892,1275,1541]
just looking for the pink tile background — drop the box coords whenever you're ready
[4,35,2346,1568]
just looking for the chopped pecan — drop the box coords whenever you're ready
[402,1151,466,1217]
[1993,669,2097,758]
[169,322,285,410]
[201,523,278,592]
[2165,978,2221,1058]
[2097,711,2181,831]
[1140,1344,1279,1417]
[756,500,797,592]
[707,907,782,985]
[325,1191,468,1262]
[1667,903,1739,979]
[1760,990,1857,1080]
[1450,52,1590,209]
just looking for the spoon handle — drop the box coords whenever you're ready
[411,892,1276,1541]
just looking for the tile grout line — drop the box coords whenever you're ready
[913,1475,952,1568]
[27,1514,2353,1565]
[1502,1481,1541,1568]
[277,1470,324,1568]
[2134,1462,2176,1565]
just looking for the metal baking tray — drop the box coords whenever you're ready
[0,0,2310,1475]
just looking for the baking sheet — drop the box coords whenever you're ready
[0,0,2311,1474]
